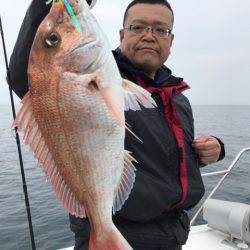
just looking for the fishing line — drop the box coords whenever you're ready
[46,0,83,34]
[0,15,36,250]
[62,0,83,34]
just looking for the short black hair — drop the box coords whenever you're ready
[123,0,174,26]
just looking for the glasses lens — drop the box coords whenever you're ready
[130,24,146,34]
[154,26,171,38]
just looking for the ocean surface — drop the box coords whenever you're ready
[0,104,250,250]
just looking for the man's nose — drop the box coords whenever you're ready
[141,27,156,41]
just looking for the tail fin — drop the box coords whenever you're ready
[89,226,132,250]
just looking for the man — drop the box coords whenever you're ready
[9,0,225,249]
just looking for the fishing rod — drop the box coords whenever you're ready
[0,15,36,250]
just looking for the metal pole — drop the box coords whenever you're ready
[201,169,229,177]
[0,15,36,250]
[190,147,250,226]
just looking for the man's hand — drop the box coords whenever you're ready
[192,136,221,165]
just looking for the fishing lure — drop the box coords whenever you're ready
[45,0,83,34]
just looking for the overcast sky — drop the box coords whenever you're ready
[0,0,249,105]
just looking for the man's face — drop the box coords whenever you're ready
[120,4,174,76]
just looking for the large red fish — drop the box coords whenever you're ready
[14,0,156,249]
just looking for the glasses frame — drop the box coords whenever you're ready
[124,24,172,38]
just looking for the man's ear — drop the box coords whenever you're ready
[119,29,125,44]
[170,33,174,47]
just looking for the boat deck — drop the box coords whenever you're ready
[60,224,250,250]
[184,224,250,250]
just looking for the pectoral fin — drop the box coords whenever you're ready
[122,79,157,111]
[112,151,137,213]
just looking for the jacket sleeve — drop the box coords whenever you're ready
[213,136,225,161]
[9,0,51,99]
[198,137,225,168]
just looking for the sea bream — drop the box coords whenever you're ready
[13,0,156,249]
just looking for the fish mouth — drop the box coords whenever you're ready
[70,39,96,53]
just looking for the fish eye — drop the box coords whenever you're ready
[44,31,61,48]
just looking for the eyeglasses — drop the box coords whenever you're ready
[124,24,172,38]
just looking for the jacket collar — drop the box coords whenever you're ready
[112,48,184,88]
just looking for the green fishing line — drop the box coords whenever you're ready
[62,0,83,34]
[45,0,83,34]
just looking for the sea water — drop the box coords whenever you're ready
[0,104,250,250]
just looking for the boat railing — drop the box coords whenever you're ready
[190,147,250,226]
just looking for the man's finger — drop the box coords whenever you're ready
[200,155,218,165]
[192,140,218,150]
[195,148,219,157]
[193,137,209,143]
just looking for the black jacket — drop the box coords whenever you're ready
[9,0,225,247]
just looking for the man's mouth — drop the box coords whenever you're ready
[137,47,159,54]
